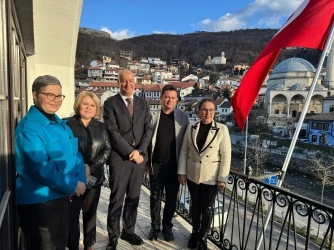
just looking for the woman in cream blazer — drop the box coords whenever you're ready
[178,98,231,250]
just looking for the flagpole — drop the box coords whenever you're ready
[243,116,248,175]
[255,20,334,250]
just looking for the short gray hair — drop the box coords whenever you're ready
[32,75,62,93]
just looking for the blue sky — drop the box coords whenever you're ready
[80,0,304,40]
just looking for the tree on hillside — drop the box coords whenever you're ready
[221,86,232,100]
[193,82,200,93]
[310,153,334,239]
[209,72,220,84]
[179,64,188,79]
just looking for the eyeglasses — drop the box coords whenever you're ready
[200,108,215,113]
[39,92,65,101]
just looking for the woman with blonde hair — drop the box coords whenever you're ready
[66,91,111,250]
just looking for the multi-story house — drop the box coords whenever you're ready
[144,84,164,100]
[137,76,152,85]
[152,71,173,83]
[147,100,162,112]
[88,67,103,79]
[304,112,334,146]
[217,100,233,121]
[182,74,198,82]
[104,68,119,81]
[147,57,166,66]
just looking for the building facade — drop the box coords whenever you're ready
[0,0,83,248]
[265,58,327,118]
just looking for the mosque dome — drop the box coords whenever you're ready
[272,58,315,74]
[271,83,285,90]
[289,83,305,90]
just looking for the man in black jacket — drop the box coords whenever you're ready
[103,69,152,250]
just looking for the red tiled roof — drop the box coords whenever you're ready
[143,84,164,91]
[90,82,119,87]
[147,100,161,105]
[170,82,194,88]
[214,97,225,106]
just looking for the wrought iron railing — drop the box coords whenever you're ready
[142,170,334,250]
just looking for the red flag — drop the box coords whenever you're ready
[231,0,334,130]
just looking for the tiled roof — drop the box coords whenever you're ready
[214,97,225,106]
[147,100,161,105]
[304,112,334,121]
[90,82,119,87]
[219,101,232,108]
[170,82,194,88]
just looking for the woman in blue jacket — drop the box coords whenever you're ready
[16,75,87,250]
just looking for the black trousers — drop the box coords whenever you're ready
[187,179,217,236]
[107,162,145,243]
[149,162,179,229]
[18,196,70,250]
[67,184,102,250]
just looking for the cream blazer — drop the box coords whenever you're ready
[177,120,231,185]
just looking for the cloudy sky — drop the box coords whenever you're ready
[80,0,304,40]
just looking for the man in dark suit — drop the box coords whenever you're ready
[146,85,189,242]
[103,69,152,250]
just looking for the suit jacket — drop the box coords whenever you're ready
[103,94,152,166]
[178,120,231,185]
[148,108,189,171]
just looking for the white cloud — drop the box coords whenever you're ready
[153,31,165,34]
[199,0,303,31]
[152,31,176,35]
[100,26,135,40]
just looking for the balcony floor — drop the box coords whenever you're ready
[77,185,219,250]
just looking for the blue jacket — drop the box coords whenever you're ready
[16,106,86,204]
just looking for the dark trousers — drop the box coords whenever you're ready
[107,162,145,243]
[149,162,179,229]
[187,179,217,236]
[67,184,102,250]
[18,196,70,250]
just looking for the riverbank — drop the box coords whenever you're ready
[231,156,334,207]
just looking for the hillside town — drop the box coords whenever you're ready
[76,48,334,147]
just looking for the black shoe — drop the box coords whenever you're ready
[162,227,174,241]
[187,231,199,249]
[148,227,160,241]
[198,236,208,250]
[106,239,118,250]
[120,232,143,245]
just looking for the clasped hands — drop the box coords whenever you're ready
[129,150,144,164]
[74,164,90,197]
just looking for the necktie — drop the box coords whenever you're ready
[126,98,133,117]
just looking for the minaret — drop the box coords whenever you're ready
[325,42,334,94]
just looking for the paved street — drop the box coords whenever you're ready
[75,185,219,250]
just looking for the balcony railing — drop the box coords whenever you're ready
[142,170,334,250]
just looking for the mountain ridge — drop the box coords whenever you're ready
[76,28,321,70]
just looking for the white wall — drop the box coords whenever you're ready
[26,0,83,118]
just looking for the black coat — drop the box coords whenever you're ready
[66,115,111,186]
